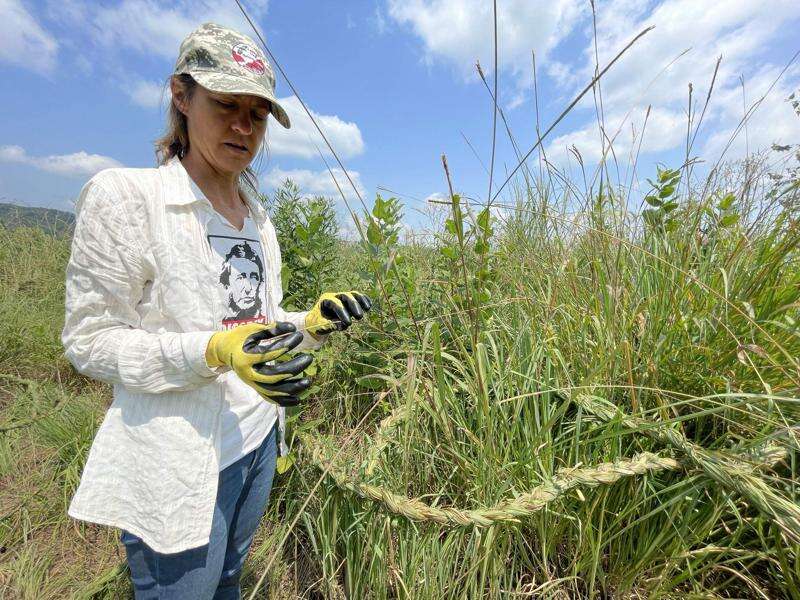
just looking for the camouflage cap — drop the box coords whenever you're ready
[174,22,290,129]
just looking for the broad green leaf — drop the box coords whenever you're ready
[476,207,491,232]
[718,193,735,210]
[644,195,662,207]
[367,221,383,245]
[643,208,661,226]
[276,454,294,474]
[440,246,458,259]
[662,201,679,212]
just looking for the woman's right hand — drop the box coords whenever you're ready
[205,322,313,407]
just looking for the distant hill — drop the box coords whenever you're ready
[0,202,75,238]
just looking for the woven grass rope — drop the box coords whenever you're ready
[300,429,682,527]
[297,378,793,530]
[298,425,788,529]
[570,391,800,544]
[361,404,408,476]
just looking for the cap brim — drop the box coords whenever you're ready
[190,70,291,129]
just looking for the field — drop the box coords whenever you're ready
[0,138,799,599]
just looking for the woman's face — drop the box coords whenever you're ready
[172,77,271,175]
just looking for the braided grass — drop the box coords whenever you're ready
[361,404,409,476]
[298,393,791,530]
[571,392,800,544]
[300,429,681,526]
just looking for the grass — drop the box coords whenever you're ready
[262,144,800,597]
[0,89,799,600]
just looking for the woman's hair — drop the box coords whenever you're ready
[154,73,269,197]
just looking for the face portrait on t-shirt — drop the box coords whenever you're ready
[225,251,262,314]
[215,239,267,327]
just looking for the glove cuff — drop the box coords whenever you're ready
[205,332,224,368]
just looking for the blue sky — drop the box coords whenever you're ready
[1,0,799,233]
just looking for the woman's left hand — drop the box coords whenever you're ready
[305,291,372,338]
[251,353,314,407]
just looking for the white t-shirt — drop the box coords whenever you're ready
[190,178,277,471]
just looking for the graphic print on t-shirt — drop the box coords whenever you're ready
[207,232,268,330]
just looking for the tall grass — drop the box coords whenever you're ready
[0,225,128,598]
[1,111,799,600]
[265,146,800,598]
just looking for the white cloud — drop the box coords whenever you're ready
[373,5,388,35]
[43,0,271,102]
[262,166,366,204]
[74,53,93,76]
[0,145,123,177]
[413,191,451,231]
[123,79,171,110]
[45,0,366,161]
[545,60,580,91]
[574,0,800,110]
[0,0,58,74]
[92,2,197,59]
[46,0,88,24]
[48,0,270,60]
[386,0,585,103]
[118,85,365,160]
[268,96,365,159]
[702,66,800,162]
[424,192,448,203]
[547,106,687,165]
[545,0,800,168]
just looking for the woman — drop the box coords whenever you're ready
[61,22,371,599]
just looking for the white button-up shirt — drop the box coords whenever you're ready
[61,155,324,554]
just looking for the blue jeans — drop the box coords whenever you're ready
[120,424,278,599]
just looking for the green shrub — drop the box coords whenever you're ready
[262,178,340,310]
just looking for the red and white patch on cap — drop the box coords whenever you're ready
[231,43,265,75]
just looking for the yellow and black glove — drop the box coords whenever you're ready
[305,291,372,338]
[205,321,313,407]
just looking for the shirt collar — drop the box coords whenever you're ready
[161,155,266,225]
